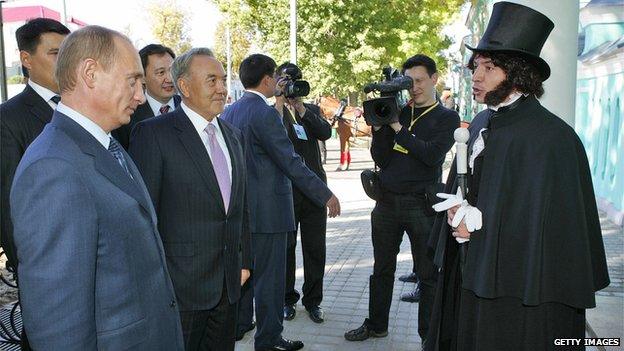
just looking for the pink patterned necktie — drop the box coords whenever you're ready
[204,124,231,212]
[159,105,170,115]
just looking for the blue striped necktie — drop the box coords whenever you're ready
[108,137,132,178]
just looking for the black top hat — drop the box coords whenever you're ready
[466,1,555,80]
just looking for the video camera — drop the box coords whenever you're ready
[362,67,412,126]
[279,66,311,98]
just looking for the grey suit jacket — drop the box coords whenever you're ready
[221,92,332,233]
[10,112,184,350]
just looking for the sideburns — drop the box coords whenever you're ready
[484,78,514,106]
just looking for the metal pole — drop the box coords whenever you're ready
[289,0,297,64]
[226,24,232,98]
[0,1,8,102]
[60,0,68,26]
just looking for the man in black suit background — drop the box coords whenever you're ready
[0,17,69,273]
[113,44,181,149]
[129,48,251,351]
[275,62,332,324]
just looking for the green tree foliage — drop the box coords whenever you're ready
[214,0,463,98]
[213,19,253,77]
[149,1,193,55]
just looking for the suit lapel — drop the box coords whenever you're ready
[52,112,154,216]
[218,119,241,215]
[173,110,227,214]
[23,85,54,124]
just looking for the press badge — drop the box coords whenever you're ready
[293,124,308,140]
[393,142,408,154]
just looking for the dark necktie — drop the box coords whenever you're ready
[50,95,61,104]
[108,137,132,178]
[159,105,170,115]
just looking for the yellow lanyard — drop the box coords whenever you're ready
[287,106,298,124]
[409,102,439,130]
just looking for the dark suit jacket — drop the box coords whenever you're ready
[221,92,332,233]
[282,103,331,205]
[1,85,54,268]
[113,94,181,150]
[128,107,252,312]
[11,112,184,350]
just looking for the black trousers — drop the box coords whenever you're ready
[368,193,437,340]
[236,276,255,334]
[180,281,237,351]
[285,196,327,308]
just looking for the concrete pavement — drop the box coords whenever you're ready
[235,136,624,351]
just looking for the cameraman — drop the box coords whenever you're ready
[344,54,459,345]
[274,62,333,324]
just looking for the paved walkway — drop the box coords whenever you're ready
[235,136,624,351]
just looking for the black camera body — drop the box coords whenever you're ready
[363,67,413,126]
[280,66,311,98]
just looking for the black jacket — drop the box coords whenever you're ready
[371,102,459,194]
[281,103,332,204]
[128,108,251,312]
[113,95,181,150]
[0,85,54,268]
[426,96,610,350]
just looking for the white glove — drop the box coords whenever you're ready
[432,188,464,212]
[432,188,482,243]
[452,200,482,232]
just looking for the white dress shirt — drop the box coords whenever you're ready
[181,102,233,177]
[28,80,59,110]
[246,89,272,106]
[56,102,111,149]
[145,92,176,116]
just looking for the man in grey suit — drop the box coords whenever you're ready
[129,48,251,351]
[10,26,184,350]
[221,53,340,351]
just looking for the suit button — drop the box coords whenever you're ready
[170,300,176,308]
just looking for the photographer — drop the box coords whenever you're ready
[344,54,459,345]
[274,62,332,324]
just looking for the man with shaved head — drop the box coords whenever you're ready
[10,25,184,350]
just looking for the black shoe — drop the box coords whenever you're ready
[400,288,421,303]
[398,272,418,283]
[236,321,255,341]
[344,319,388,341]
[284,304,296,321]
[257,337,304,351]
[306,305,324,323]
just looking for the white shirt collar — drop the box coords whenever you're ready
[488,91,524,111]
[246,89,271,106]
[28,80,57,104]
[56,102,111,149]
[181,102,222,136]
[145,91,176,116]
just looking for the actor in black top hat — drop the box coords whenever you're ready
[426,2,610,351]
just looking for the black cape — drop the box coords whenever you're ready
[426,96,610,350]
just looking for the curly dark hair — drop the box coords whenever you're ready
[468,51,544,106]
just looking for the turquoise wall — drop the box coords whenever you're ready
[576,73,624,213]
